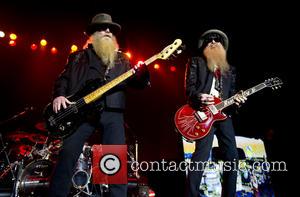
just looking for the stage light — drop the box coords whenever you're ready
[125,51,132,59]
[0,31,5,38]
[51,47,58,54]
[9,33,17,40]
[9,40,16,46]
[71,44,78,52]
[154,64,160,70]
[31,43,38,50]
[40,39,47,47]
[170,66,176,72]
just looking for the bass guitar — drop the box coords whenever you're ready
[43,39,183,139]
[174,77,283,141]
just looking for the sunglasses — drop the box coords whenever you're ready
[96,26,111,32]
[204,34,223,43]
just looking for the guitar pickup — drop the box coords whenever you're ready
[195,111,207,122]
[208,105,218,115]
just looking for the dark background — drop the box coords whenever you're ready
[0,0,296,196]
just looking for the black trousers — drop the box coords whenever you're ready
[187,118,239,197]
[48,111,127,197]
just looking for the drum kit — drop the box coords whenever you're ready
[0,110,150,197]
[0,106,63,197]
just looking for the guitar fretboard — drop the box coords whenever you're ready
[83,69,135,104]
[82,54,160,105]
[216,82,266,110]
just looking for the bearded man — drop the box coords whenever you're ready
[184,29,246,197]
[49,13,149,197]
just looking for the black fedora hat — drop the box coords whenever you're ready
[198,29,229,51]
[85,13,121,36]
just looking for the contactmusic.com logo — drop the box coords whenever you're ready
[100,154,121,175]
[92,145,127,184]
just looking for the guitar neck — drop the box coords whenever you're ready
[83,54,158,104]
[216,82,267,110]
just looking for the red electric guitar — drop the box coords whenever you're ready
[174,77,283,141]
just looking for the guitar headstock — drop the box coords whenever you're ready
[264,77,283,90]
[156,39,183,60]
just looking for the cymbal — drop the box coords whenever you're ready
[5,131,47,144]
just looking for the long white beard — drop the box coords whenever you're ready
[92,35,117,69]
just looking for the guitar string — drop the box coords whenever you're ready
[52,99,85,123]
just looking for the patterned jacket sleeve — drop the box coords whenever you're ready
[185,57,201,106]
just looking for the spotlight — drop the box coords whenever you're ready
[154,64,160,70]
[0,31,5,38]
[40,39,47,47]
[31,43,38,50]
[71,44,78,52]
[51,47,58,54]
[9,40,16,46]
[170,66,176,72]
[125,51,132,59]
[9,33,17,40]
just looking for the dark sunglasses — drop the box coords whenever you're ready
[204,33,223,43]
[96,25,111,32]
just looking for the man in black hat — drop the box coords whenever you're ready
[185,29,246,197]
[48,13,149,197]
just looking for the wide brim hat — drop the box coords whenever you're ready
[85,13,121,36]
[198,29,229,51]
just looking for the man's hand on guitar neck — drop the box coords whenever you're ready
[52,96,75,113]
[234,91,247,107]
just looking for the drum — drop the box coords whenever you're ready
[18,159,54,196]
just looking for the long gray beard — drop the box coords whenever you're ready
[204,45,230,74]
[92,36,117,69]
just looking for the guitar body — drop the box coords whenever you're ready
[174,77,283,141]
[174,97,227,141]
[43,79,104,139]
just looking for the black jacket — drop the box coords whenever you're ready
[185,56,236,109]
[53,45,149,110]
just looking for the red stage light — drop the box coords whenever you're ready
[51,47,58,54]
[31,43,38,50]
[170,66,176,72]
[154,64,160,70]
[9,40,16,46]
